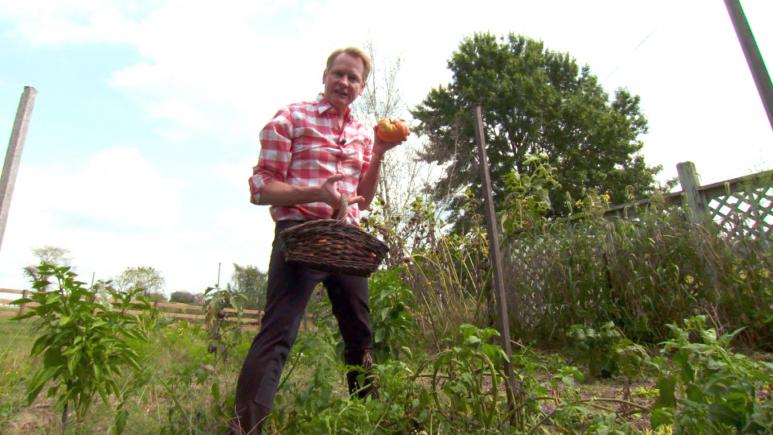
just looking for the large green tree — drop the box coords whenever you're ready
[413,33,660,224]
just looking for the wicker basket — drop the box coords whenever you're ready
[279,219,388,277]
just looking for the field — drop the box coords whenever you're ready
[1,196,771,433]
[0,316,651,434]
[1,286,770,434]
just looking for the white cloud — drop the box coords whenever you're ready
[214,159,254,189]
[99,1,319,143]
[0,143,276,294]
[0,146,186,290]
[0,0,141,46]
[211,206,276,271]
[147,99,209,130]
[60,146,184,230]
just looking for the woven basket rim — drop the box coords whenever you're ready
[278,219,388,276]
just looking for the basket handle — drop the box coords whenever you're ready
[333,194,349,221]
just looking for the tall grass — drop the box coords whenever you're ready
[406,229,494,349]
[399,173,770,350]
[503,207,772,348]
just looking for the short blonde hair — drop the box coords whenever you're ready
[323,47,372,83]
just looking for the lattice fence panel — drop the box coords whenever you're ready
[705,184,773,241]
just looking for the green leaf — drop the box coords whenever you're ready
[67,352,82,375]
[654,375,676,409]
[43,348,66,369]
[651,407,674,429]
[9,297,32,305]
[708,403,745,429]
[685,384,703,402]
[114,409,128,435]
[11,311,36,321]
[27,366,59,404]
[465,335,482,346]
[29,335,50,357]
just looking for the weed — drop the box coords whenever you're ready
[651,315,773,433]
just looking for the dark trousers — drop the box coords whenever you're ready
[232,220,373,434]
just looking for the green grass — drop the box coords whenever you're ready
[1,307,769,433]
[0,317,35,364]
[0,318,37,426]
[0,317,244,434]
[0,315,34,337]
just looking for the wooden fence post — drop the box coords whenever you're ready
[18,289,28,316]
[677,161,708,224]
[676,162,720,295]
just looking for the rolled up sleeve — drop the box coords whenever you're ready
[249,108,293,204]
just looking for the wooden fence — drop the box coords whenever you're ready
[0,288,262,330]
[605,161,773,242]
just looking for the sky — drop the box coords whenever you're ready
[0,0,770,296]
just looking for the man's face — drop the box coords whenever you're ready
[323,53,366,113]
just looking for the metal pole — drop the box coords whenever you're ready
[472,105,523,425]
[723,0,773,131]
[0,86,37,253]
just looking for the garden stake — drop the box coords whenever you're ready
[472,105,525,426]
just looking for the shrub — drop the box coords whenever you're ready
[12,264,152,433]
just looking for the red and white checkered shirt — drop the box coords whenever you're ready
[248,96,373,223]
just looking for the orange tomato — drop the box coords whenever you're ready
[376,118,410,142]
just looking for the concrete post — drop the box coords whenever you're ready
[0,86,37,252]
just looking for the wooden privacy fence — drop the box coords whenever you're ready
[605,161,773,242]
[0,288,262,330]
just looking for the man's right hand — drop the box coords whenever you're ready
[320,175,364,218]
[318,174,345,206]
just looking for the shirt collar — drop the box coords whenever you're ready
[316,94,352,122]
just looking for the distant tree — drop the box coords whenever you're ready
[230,264,267,310]
[144,292,167,303]
[353,42,439,265]
[31,246,71,265]
[413,33,660,226]
[23,246,72,288]
[114,266,165,299]
[170,291,196,304]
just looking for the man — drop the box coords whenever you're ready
[231,47,404,434]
